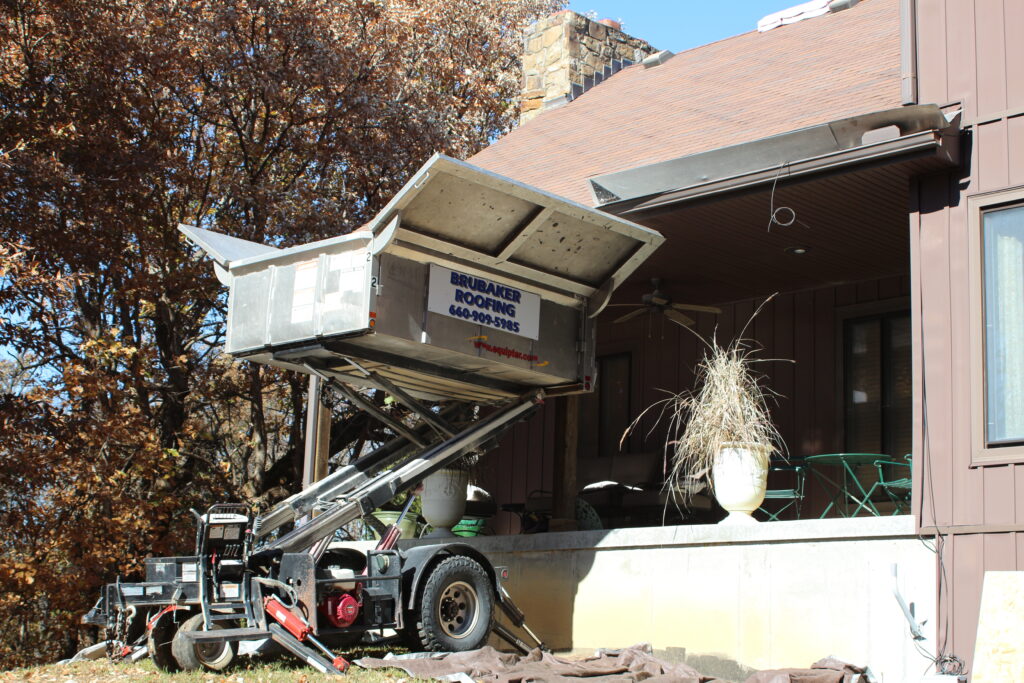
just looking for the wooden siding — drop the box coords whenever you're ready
[913,0,1024,670]
[479,276,910,534]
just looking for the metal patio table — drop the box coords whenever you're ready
[805,453,893,518]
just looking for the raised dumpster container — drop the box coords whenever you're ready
[181,154,663,403]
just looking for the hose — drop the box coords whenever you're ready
[252,577,299,609]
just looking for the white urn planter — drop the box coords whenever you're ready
[712,442,770,525]
[420,468,470,537]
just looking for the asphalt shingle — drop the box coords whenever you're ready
[470,0,902,206]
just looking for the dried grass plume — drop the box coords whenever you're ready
[622,295,788,501]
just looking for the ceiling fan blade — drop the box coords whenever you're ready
[664,309,696,327]
[671,303,723,314]
[613,308,649,324]
[649,295,670,306]
[605,304,642,308]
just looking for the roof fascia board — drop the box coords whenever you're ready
[615,128,957,215]
[591,104,956,209]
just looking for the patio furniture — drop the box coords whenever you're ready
[805,453,894,518]
[863,454,913,515]
[757,463,806,521]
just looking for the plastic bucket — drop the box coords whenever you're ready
[451,517,487,537]
[367,511,419,541]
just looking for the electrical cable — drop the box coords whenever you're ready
[253,576,299,608]
[913,202,966,678]
[766,161,813,232]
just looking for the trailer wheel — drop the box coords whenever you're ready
[147,612,181,673]
[171,613,236,671]
[399,619,426,651]
[416,555,494,652]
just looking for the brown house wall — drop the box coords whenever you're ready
[479,276,909,534]
[912,0,1024,669]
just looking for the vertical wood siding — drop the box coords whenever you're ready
[481,276,910,532]
[913,0,1024,668]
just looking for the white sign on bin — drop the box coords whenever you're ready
[427,264,540,340]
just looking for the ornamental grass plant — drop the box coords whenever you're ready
[622,296,787,503]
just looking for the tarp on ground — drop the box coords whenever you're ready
[355,645,873,683]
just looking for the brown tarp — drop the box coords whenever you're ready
[356,645,719,682]
[356,647,872,683]
[744,656,869,683]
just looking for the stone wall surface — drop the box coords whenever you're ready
[519,11,657,124]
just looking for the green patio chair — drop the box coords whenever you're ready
[758,463,806,521]
[867,455,912,515]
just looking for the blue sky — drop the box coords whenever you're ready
[567,1,794,53]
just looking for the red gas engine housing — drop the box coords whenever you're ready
[320,592,361,629]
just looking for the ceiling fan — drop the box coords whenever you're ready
[609,278,721,327]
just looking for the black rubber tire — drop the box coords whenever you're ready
[147,613,181,673]
[415,555,494,652]
[399,617,427,651]
[171,613,236,671]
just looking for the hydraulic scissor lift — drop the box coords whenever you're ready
[87,380,546,673]
[84,154,662,673]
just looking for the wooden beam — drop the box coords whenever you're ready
[314,395,331,485]
[551,395,579,531]
[302,374,322,490]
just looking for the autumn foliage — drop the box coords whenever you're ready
[0,0,561,666]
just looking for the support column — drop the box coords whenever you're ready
[314,396,331,484]
[302,375,331,489]
[551,395,579,532]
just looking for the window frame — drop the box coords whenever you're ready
[595,350,634,459]
[577,343,640,459]
[969,187,1024,466]
[834,298,911,455]
[839,307,912,456]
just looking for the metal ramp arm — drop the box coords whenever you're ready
[339,357,456,438]
[254,404,465,539]
[310,368,427,447]
[267,624,346,675]
[266,391,543,553]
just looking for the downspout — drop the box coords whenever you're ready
[900,0,918,105]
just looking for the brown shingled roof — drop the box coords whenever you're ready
[469,0,902,206]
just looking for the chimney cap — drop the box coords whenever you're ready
[641,50,674,69]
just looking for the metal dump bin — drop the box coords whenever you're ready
[181,154,663,403]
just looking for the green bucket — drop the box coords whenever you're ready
[451,517,487,537]
[367,511,419,541]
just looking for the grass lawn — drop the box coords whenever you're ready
[0,653,417,682]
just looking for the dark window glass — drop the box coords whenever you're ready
[597,353,631,458]
[844,311,912,457]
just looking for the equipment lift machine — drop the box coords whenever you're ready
[83,155,663,674]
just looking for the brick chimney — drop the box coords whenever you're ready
[519,11,657,125]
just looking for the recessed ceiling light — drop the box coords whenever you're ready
[785,246,810,255]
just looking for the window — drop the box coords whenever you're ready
[982,205,1024,445]
[843,311,913,457]
[970,189,1024,464]
[578,352,632,459]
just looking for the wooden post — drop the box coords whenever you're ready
[302,375,331,489]
[302,375,332,522]
[314,396,331,484]
[302,375,321,490]
[551,395,579,531]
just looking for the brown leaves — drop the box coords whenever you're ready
[0,0,565,667]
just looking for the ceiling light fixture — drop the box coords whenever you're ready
[785,246,810,255]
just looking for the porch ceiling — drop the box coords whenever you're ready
[607,163,912,307]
